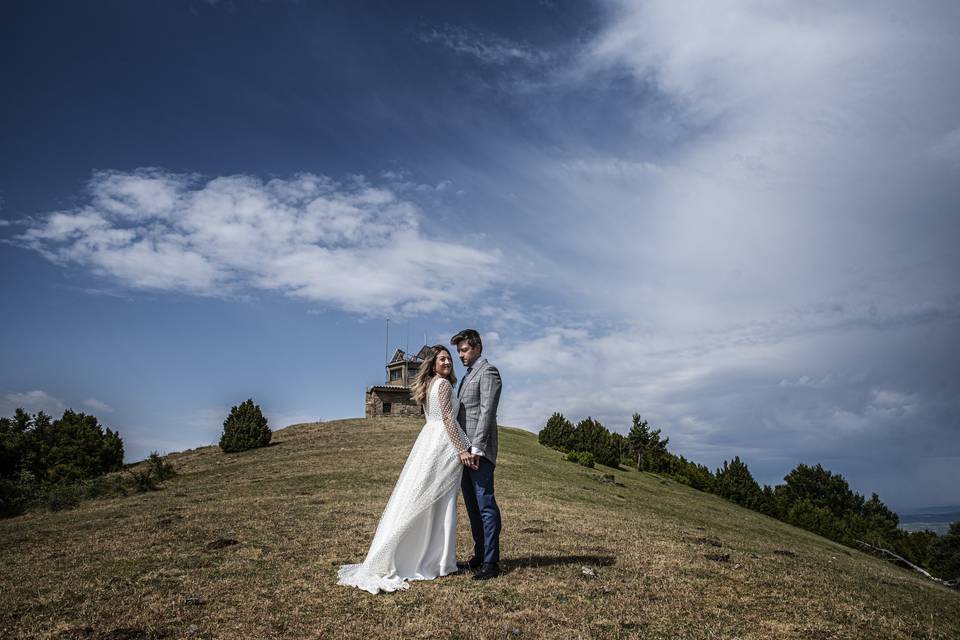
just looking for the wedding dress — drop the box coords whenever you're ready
[337,376,472,594]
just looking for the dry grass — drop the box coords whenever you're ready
[2,418,958,639]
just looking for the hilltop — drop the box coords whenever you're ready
[2,418,958,639]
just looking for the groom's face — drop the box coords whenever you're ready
[456,341,480,368]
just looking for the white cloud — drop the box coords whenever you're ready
[420,25,550,66]
[83,397,114,413]
[483,3,960,507]
[553,0,960,331]
[14,169,502,315]
[1,390,66,416]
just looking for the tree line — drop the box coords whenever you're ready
[0,408,173,517]
[1,399,270,518]
[538,411,959,583]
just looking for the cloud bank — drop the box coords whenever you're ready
[483,1,960,507]
[14,169,500,315]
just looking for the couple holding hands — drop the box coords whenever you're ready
[338,329,503,594]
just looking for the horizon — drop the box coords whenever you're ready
[1,1,958,513]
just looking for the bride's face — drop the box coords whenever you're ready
[434,350,453,379]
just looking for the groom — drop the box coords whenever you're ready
[451,329,503,581]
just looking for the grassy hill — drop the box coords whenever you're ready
[2,418,958,639]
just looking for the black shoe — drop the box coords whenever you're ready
[472,562,500,581]
[456,556,482,573]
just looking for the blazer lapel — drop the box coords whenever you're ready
[458,358,486,398]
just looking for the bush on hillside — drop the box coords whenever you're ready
[123,451,177,494]
[43,482,83,511]
[566,450,595,468]
[219,399,271,453]
[146,451,176,481]
[650,452,716,492]
[0,478,29,518]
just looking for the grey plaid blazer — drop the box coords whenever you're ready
[456,358,502,465]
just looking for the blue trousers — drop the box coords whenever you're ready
[461,457,502,564]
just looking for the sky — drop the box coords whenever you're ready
[1,1,958,512]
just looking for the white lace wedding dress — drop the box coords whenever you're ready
[337,376,472,594]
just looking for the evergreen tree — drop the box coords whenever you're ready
[0,416,24,481]
[219,399,271,453]
[929,522,960,580]
[714,456,765,511]
[569,417,619,468]
[627,413,669,472]
[785,498,844,541]
[862,492,899,529]
[777,463,863,519]
[609,432,631,466]
[760,484,777,517]
[538,412,575,451]
[31,409,124,483]
[894,529,939,570]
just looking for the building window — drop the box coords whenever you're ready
[383,402,392,414]
[390,369,401,381]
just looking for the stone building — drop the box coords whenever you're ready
[365,346,432,418]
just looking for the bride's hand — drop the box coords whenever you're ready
[459,451,478,469]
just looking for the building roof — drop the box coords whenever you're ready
[388,346,429,365]
[367,385,414,392]
[415,345,433,360]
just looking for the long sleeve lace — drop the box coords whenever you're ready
[436,378,471,454]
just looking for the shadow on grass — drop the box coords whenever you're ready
[500,554,616,575]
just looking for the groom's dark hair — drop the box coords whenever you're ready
[450,329,482,354]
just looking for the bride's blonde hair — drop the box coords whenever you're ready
[411,345,457,406]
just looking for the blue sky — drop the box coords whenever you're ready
[2,1,959,511]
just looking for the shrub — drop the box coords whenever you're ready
[0,478,28,517]
[82,474,130,500]
[43,483,82,511]
[125,452,176,493]
[146,451,176,481]
[219,399,271,453]
[128,469,158,492]
[566,450,595,468]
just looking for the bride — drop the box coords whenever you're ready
[337,344,478,594]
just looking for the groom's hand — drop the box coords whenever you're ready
[459,451,480,470]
